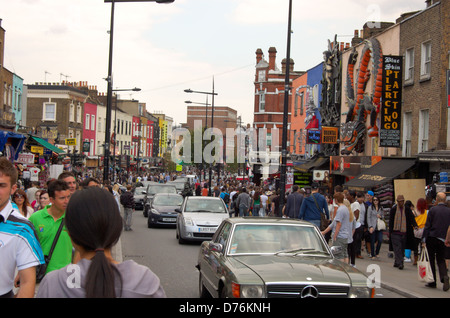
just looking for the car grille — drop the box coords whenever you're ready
[266,284,349,298]
[193,233,215,238]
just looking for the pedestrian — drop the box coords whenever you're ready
[299,183,328,229]
[252,189,261,217]
[283,185,303,218]
[57,171,78,195]
[366,196,384,259]
[412,198,427,265]
[38,190,50,210]
[120,184,135,231]
[31,189,42,212]
[36,186,166,298]
[12,189,34,219]
[0,158,44,298]
[236,187,251,217]
[260,191,268,217]
[195,184,201,196]
[322,192,351,264]
[388,194,418,270]
[25,181,40,205]
[29,180,73,275]
[202,183,209,196]
[422,192,450,291]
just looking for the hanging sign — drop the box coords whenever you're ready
[306,129,321,144]
[380,55,403,147]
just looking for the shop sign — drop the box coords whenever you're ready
[306,129,321,144]
[65,138,77,146]
[16,153,35,165]
[330,156,382,176]
[321,127,339,144]
[380,55,402,147]
[31,146,43,155]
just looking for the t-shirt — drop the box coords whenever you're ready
[37,258,166,298]
[350,201,361,228]
[260,194,268,207]
[0,203,44,295]
[29,206,73,273]
[333,205,351,240]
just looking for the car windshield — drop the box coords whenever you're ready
[148,186,177,195]
[170,183,185,190]
[185,199,226,213]
[153,195,183,206]
[134,188,146,195]
[229,224,328,255]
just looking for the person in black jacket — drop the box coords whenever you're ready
[120,184,135,231]
[422,192,450,291]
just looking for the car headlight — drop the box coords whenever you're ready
[231,283,265,298]
[151,209,160,215]
[348,286,374,298]
[184,217,194,226]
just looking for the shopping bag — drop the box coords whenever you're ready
[417,247,434,283]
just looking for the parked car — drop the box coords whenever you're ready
[175,196,229,244]
[196,218,375,298]
[143,184,177,217]
[133,186,147,210]
[148,193,184,228]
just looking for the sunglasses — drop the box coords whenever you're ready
[14,194,24,199]
[373,199,379,201]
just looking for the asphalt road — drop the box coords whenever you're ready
[120,209,404,298]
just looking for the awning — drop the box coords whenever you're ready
[0,131,26,160]
[344,158,416,188]
[294,156,329,172]
[31,136,65,154]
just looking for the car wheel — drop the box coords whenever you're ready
[143,206,148,217]
[199,273,211,298]
[177,227,186,244]
[220,285,228,298]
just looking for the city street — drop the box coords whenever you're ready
[120,210,405,298]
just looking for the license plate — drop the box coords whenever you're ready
[162,218,176,222]
[198,227,216,232]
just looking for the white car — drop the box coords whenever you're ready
[176,196,229,244]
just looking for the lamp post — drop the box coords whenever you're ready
[279,0,293,216]
[103,0,174,183]
[184,80,218,196]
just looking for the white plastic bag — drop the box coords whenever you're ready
[417,246,434,283]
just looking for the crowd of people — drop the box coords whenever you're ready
[1,160,450,297]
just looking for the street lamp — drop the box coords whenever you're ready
[279,0,293,216]
[103,0,174,183]
[184,80,218,196]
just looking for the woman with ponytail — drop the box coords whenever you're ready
[37,186,165,298]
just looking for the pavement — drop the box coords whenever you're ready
[351,241,449,298]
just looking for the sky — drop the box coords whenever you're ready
[1,0,427,127]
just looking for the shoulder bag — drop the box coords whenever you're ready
[312,193,330,231]
[36,218,65,283]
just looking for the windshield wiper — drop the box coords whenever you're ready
[275,248,315,255]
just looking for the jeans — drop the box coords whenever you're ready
[239,205,249,217]
[253,204,260,216]
[123,207,133,230]
[370,230,383,257]
[391,232,407,266]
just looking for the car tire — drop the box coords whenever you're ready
[220,285,228,298]
[143,206,148,217]
[176,227,186,244]
[199,273,211,298]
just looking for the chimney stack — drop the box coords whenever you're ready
[255,48,263,64]
[268,47,277,71]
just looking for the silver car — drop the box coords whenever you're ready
[197,218,375,298]
[176,196,229,244]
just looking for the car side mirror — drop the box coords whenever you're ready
[209,242,223,253]
[175,208,181,213]
[330,246,342,256]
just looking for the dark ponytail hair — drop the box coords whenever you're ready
[65,187,123,298]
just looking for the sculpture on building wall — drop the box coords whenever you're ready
[340,38,383,155]
[320,35,341,157]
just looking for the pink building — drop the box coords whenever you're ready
[83,102,97,156]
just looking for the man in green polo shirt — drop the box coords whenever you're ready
[29,180,72,274]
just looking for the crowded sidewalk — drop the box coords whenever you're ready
[354,240,449,298]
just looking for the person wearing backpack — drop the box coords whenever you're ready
[220,187,230,215]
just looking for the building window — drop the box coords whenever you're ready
[418,109,429,153]
[405,48,414,83]
[76,104,82,123]
[403,112,412,157]
[259,91,265,111]
[91,115,95,131]
[300,92,304,115]
[43,102,56,121]
[258,70,266,82]
[98,116,102,132]
[420,41,431,79]
[69,103,75,122]
[85,114,90,130]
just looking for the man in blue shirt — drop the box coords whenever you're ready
[299,183,329,228]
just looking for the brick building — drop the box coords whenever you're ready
[400,0,450,179]
[253,47,304,148]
